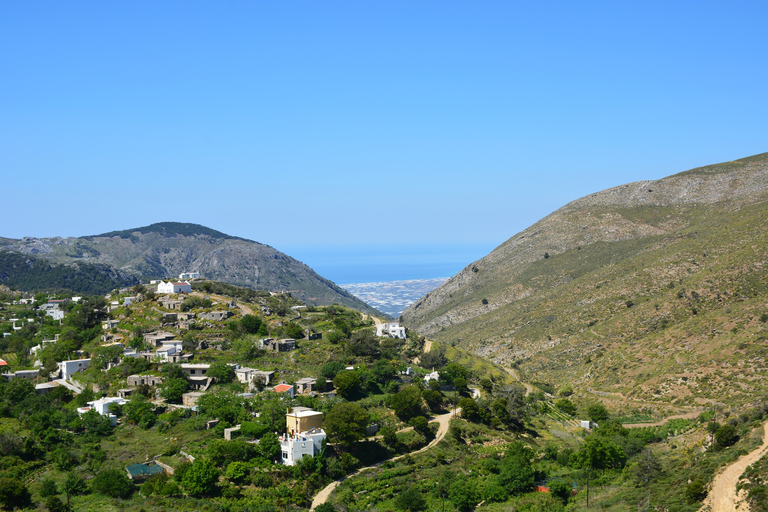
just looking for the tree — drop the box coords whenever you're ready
[347,329,379,357]
[498,442,535,496]
[555,398,576,416]
[390,386,423,421]
[420,346,448,369]
[124,394,154,425]
[181,458,220,496]
[549,481,570,505]
[285,322,305,339]
[333,371,361,400]
[371,359,397,383]
[91,468,134,499]
[396,486,427,512]
[240,314,262,334]
[321,361,347,380]
[570,436,626,506]
[498,383,529,428]
[45,495,67,512]
[714,424,739,450]
[458,397,481,422]
[39,477,58,498]
[207,361,234,383]
[225,461,251,483]
[409,416,432,438]
[160,378,188,403]
[325,402,369,448]
[633,448,662,509]
[381,425,399,449]
[0,477,32,510]
[258,433,281,461]
[423,389,443,411]
[587,403,610,423]
[449,479,478,512]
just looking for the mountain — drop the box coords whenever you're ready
[402,153,768,406]
[0,222,378,314]
[0,251,139,295]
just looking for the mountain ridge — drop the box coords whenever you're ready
[0,222,380,315]
[402,152,768,406]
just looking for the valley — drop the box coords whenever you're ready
[1,154,768,511]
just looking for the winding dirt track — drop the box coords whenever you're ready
[310,410,456,510]
[701,420,768,512]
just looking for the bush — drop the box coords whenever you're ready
[549,481,569,504]
[0,477,32,510]
[91,468,134,499]
[555,399,576,416]
[714,424,739,450]
[182,459,220,496]
[685,478,707,504]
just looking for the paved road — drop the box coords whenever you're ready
[310,409,456,510]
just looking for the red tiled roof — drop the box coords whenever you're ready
[274,384,292,393]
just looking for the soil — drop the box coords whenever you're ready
[701,420,768,512]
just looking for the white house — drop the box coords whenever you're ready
[279,428,326,466]
[81,396,127,425]
[375,322,406,339]
[424,370,440,383]
[157,281,192,294]
[58,358,91,380]
[179,271,200,280]
[88,396,127,416]
[45,309,65,321]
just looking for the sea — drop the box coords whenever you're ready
[282,243,496,317]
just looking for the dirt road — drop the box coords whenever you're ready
[504,367,534,396]
[701,420,768,512]
[310,409,456,510]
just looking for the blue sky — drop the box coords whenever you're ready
[2,1,767,276]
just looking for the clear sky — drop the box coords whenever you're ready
[2,1,767,272]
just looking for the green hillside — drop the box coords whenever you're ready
[403,153,768,408]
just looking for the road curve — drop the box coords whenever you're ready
[310,409,457,510]
[701,420,768,512]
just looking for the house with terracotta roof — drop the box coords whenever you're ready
[273,383,294,398]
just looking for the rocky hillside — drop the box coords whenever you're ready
[402,153,768,406]
[0,222,378,314]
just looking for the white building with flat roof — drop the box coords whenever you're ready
[157,281,192,294]
[279,428,326,466]
[58,358,91,380]
[375,322,406,339]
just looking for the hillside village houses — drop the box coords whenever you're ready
[262,338,296,352]
[280,407,326,466]
[156,281,192,294]
[58,358,91,380]
[375,322,406,339]
[179,271,200,280]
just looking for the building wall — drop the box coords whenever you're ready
[286,412,323,434]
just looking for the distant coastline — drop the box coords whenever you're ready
[340,277,450,318]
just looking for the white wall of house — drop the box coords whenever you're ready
[375,322,406,339]
[279,429,326,466]
[58,358,91,380]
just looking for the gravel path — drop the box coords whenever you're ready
[701,420,768,512]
